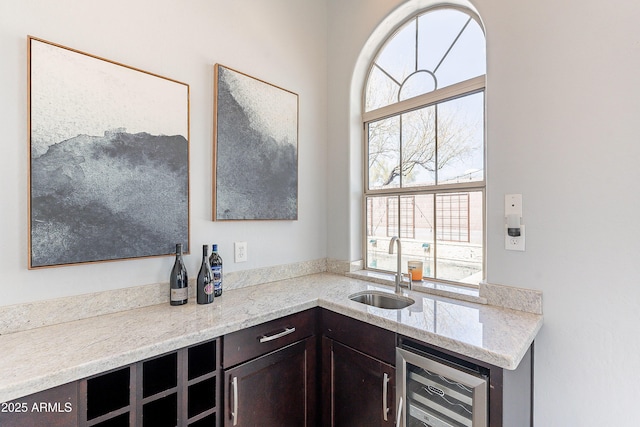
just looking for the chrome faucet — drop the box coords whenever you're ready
[388,236,407,294]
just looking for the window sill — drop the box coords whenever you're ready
[345,270,487,305]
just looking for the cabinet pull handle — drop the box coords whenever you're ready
[395,396,403,427]
[231,376,238,426]
[383,372,390,421]
[259,326,296,343]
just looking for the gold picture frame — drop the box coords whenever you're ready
[28,36,190,268]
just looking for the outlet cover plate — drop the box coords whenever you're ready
[234,241,248,262]
[505,225,525,251]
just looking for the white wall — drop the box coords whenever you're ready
[3,0,640,424]
[0,0,328,306]
[327,0,640,425]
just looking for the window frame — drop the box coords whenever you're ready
[362,8,486,287]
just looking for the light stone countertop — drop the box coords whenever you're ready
[0,273,543,403]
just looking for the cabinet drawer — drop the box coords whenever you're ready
[223,308,317,367]
[321,309,396,365]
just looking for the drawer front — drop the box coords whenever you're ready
[321,309,396,365]
[223,308,317,367]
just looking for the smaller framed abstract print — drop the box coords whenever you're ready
[28,36,190,268]
[213,64,298,221]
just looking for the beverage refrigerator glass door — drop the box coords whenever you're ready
[396,346,488,427]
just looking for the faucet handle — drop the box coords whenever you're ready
[401,273,412,290]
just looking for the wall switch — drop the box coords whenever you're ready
[234,241,248,262]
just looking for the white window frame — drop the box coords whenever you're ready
[362,52,486,286]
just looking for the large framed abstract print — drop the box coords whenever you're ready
[28,37,190,268]
[213,64,298,221]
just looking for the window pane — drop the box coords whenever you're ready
[365,66,400,111]
[417,9,472,79]
[366,195,434,275]
[366,196,395,270]
[374,20,416,89]
[408,194,435,278]
[399,71,436,101]
[432,16,486,89]
[435,191,483,284]
[368,116,400,189]
[436,92,484,184]
[401,106,436,187]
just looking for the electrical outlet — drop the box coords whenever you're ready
[505,225,526,251]
[234,241,248,262]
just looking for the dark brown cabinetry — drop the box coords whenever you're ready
[321,310,396,427]
[223,337,316,427]
[3,307,532,427]
[322,338,395,427]
[0,381,78,427]
[78,338,220,427]
[221,309,317,427]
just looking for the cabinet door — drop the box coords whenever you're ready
[323,337,395,427]
[224,337,316,427]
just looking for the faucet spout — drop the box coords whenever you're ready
[388,236,402,294]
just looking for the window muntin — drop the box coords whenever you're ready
[435,92,484,184]
[365,8,486,112]
[363,6,485,286]
[367,91,484,191]
[387,196,416,239]
[366,191,483,284]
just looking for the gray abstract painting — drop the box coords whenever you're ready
[214,65,298,220]
[28,37,190,268]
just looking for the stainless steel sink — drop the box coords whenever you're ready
[349,290,415,310]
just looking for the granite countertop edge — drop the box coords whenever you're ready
[0,273,543,402]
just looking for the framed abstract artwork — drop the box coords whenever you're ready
[213,64,298,220]
[28,36,190,268]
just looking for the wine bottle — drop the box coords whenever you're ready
[209,244,223,297]
[197,245,214,304]
[169,243,188,306]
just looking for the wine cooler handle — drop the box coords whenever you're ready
[382,372,390,421]
[259,326,296,343]
[231,376,238,426]
[395,396,403,427]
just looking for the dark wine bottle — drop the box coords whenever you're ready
[209,244,223,297]
[170,243,188,306]
[197,245,214,304]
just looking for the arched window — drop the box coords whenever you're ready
[363,6,485,285]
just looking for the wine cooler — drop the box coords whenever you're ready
[396,342,489,427]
